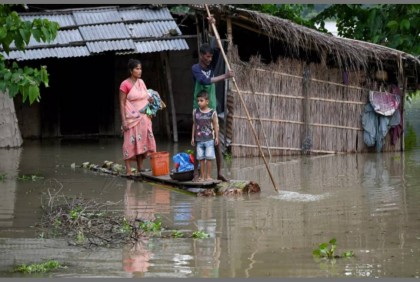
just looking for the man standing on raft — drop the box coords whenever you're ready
[191,16,234,182]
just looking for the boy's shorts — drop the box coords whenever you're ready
[196,139,215,160]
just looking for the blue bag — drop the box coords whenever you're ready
[172,152,194,172]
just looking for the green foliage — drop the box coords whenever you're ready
[313,238,354,259]
[69,205,83,220]
[313,238,337,259]
[0,4,59,104]
[192,230,209,239]
[13,260,62,273]
[17,173,44,181]
[120,217,132,233]
[312,4,420,55]
[171,230,184,238]
[139,216,163,234]
[223,152,232,160]
[0,173,6,182]
[404,122,417,150]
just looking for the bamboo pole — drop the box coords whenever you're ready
[162,52,178,142]
[205,5,279,192]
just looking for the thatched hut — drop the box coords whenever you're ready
[189,5,420,157]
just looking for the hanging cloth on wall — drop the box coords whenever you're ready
[362,103,401,152]
[369,90,401,117]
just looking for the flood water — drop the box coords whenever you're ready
[1,100,420,278]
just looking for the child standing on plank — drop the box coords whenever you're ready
[191,90,219,182]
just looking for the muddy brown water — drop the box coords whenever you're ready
[1,99,420,278]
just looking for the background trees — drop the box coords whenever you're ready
[0,4,59,104]
[0,4,58,147]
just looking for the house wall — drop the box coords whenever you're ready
[13,47,196,141]
[227,52,404,156]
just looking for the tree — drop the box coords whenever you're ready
[312,4,420,55]
[0,4,59,147]
[236,4,315,28]
[235,4,419,56]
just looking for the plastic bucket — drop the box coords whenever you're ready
[150,151,170,176]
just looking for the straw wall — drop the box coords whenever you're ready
[226,50,403,157]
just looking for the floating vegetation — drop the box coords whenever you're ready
[36,189,211,248]
[13,260,63,274]
[0,173,6,182]
[192,230,210,239]
[17,174,45,181]
[312,238,354,259]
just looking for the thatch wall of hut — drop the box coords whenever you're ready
[225,48,402,157]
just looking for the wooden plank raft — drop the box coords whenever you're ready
[76,161,261,197]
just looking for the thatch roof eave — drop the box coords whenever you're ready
[191,4,420,74]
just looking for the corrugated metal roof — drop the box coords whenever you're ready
[11,29,84,48]
[119,8,173,21]
[73,8,121,25]
[79,23,131,41]
[20,13,75,28]
[134,39,189,53]
[1,6,189,61]
[127,21,182,38]
[87,39,136,53]
[3,46,90,61]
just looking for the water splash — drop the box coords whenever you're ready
[269,191,330,202]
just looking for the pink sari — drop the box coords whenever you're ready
[122,79,156,160]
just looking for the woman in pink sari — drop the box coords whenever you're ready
[119,59,156,176]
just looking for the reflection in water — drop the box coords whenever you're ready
[123,240,152,276]
[0,139,420,277]
[362,154,402,216]
[0,148,21,228]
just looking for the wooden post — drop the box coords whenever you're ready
[401,77,407,151]
[226,17,233,51]
[162,52,178,142]
[222,16,234,152]
[195,14,201,50]
[301,63,312,154]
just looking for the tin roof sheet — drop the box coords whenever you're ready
[73,8,121,25]
[2,46,90,61]
[119,8,173,21]
[20,13,75,28]
[87,39,136,53]
[134,39,189,53]
[127,21,182,38]
[79,23,131,41]
[1,6,189,60]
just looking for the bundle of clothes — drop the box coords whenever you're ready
[139,89,166,117]
[362,84,403,152]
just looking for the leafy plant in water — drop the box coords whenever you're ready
[17,174,44,181]
[69,205,83,221]
[14,260,62,273]
[313,238,354,259]
[0,173,6,182]
[223,152,232,161]
[120,217,132,233]
[192,230,209,239]
[171,230,184,238]
[53,218,62,228]
[139,216,162,234]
